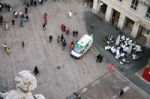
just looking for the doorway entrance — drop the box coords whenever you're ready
[123,17,134,34]
[111,9,120,26]
[98,3,107,19]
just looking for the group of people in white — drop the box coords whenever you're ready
[105,34,142,65]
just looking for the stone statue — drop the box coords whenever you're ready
[0,70,45,99]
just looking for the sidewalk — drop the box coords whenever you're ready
[83,10,150,95]
[67,71,150,99]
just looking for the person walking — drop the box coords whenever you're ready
[34,0,37,7]
[62,39,67,50]
[61,33,64,42]
[42,23,46,30]
[69,41,74,52]
[5,22,9,30]
[61,23,66,32]
[49,35,53,43]
[14,11,18,18]
[0,15,3,25]
[25,15,29,22]
[12,19,15,25]
[39,0,43,4]
[66,28,69,35]
[20,19,23,27]
[2,43,7,51]
[99,56,103,63]
[96,53,101,63]
[57,35,61,44]
[72,30,76,37]
[44,18,47,25]
[34,66,40,76]
[22,41,25,48]
[44,13,47,19]
[25,6,28,14]
[75,31,78,37]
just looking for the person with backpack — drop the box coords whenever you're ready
[34,66,40,76]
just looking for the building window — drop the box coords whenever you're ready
[146,7,150,19]
[131,0,139,10]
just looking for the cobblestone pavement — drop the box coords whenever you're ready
[0,0,108,99]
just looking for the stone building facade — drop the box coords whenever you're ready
[92,0,150,48]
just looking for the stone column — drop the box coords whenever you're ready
[145,35,150,48]
[105,5,113,22]
[96,3,102,14]
[131,22,140,38]
[92,0,99,13]
[117,13,126,29]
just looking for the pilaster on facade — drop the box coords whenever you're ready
[117,13,126,29]
[92,0,99,13]
[105,6,113,22]
[131,22,140,38]
[145,35,150,48]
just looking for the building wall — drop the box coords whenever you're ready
[93,0,150,48]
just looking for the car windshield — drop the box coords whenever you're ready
[73,43,84,54]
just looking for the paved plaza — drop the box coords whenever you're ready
[0,0,149,99]
[0,0,108,99]
[68,71,150,99]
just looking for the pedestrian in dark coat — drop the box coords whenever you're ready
[99,56,103,63]
[22,41,25,48]
[96,53,101,63]
[0,15,3,25]
[62,39,67,50]
[25,15,29,22]
[61,33,64,42]
[49,35,53,43]
[12,19,15,25]
[34,0,37,7]
[25,7,28,14]
[75,31,78,37]
[34,66,40,76]
[72,30,76,37]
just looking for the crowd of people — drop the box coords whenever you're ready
[23,0,48,7]
[0,2,12,12]
[104,34,142,65]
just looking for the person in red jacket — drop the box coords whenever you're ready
[61,23,66,32]
[70,41,74,52]
[44,18,47,25]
